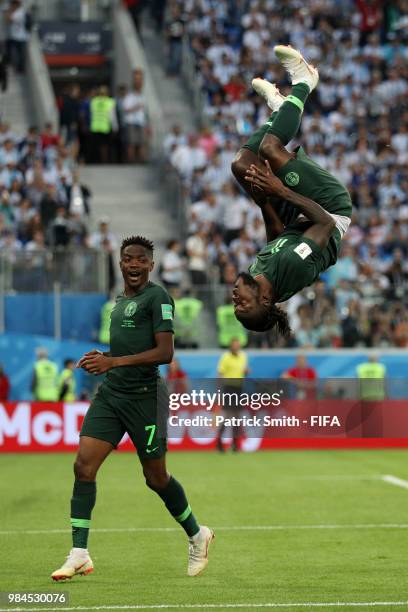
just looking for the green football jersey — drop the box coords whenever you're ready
[249,146,353,304]
[249,230,335,303]
[104,282,174,395]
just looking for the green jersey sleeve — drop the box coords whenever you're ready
[151,287,175,334]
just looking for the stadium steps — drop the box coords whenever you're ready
[0,71,31,133]
[141,19,196,133]
[80,164,177,279]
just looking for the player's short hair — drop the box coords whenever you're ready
[236,304,291,337]
[120,235,154,256]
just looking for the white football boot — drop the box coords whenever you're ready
[274,45,319,92]
[252,79,286,112]
[187,526,214,577]
[51,548,94,581]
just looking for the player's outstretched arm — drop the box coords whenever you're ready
[245,161,335,248]
[78,332,174,375]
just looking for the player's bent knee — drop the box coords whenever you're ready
[259,135,284,163]
[74,458,96,481]
[143,467,169,491]
[231,155,246,180]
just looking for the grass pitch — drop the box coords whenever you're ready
[1,450,408,611]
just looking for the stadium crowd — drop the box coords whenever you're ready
[0,120,118,292]
[161,0,408,348]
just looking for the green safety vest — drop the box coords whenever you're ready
[174,297,203,339]
[59,368,76,401]
[34,359,58,401]
[356,362,386,401]
[99,300,115,345]
[90,96,115,134]
[216,304,248,348]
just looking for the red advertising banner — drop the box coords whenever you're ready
[1,401,408,452]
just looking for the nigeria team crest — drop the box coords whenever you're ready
[124,302,137,317]
[284,171,300,186]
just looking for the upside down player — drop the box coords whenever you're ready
[52,236,213,581]
[231,45,352,334]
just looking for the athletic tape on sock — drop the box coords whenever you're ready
[71,518,91,529]
[175,504,192,523]
[286,95,304,112]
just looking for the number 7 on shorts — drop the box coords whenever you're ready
[145,424,156,447]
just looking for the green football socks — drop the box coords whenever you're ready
[266,83,310,145]
[71,480,96,548]
[156,476,200,537]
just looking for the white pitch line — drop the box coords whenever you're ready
[297,475,380,481]
[1,601,408,611]
[1,523,408,536]
[382,475,408,490]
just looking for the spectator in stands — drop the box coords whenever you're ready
[0,363,10,401]
[39,183,60,231]
[31,347,58,402]
[165,3,185,76]
[282,355,317,400]
[0,49,7,92]
[14,197,35,243]
[163,124,186,157]
[173,288,203,348]
[40,122,60,152]
[216,300,247,349]
[4,0,29,73]
[25,229,49,290]
[160,239,183,289]
[89,216,117,251]
[356,354,387,401]
[170,133,206,181]
[186,227,207,286]
[47,206,71,248]
[59,84,81,153]
[58,358,76,401]
[64,169,91,218]
[123,68,148,163]
[0,189,14,227]
[89,86,117,163]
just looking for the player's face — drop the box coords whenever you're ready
[232,273,259,316]
[120,245,154,291]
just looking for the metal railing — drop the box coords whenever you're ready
[0,248,109,294]
[26,29,59,131]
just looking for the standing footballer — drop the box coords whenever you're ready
[231,45,352,334]
[52,236,213,581]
